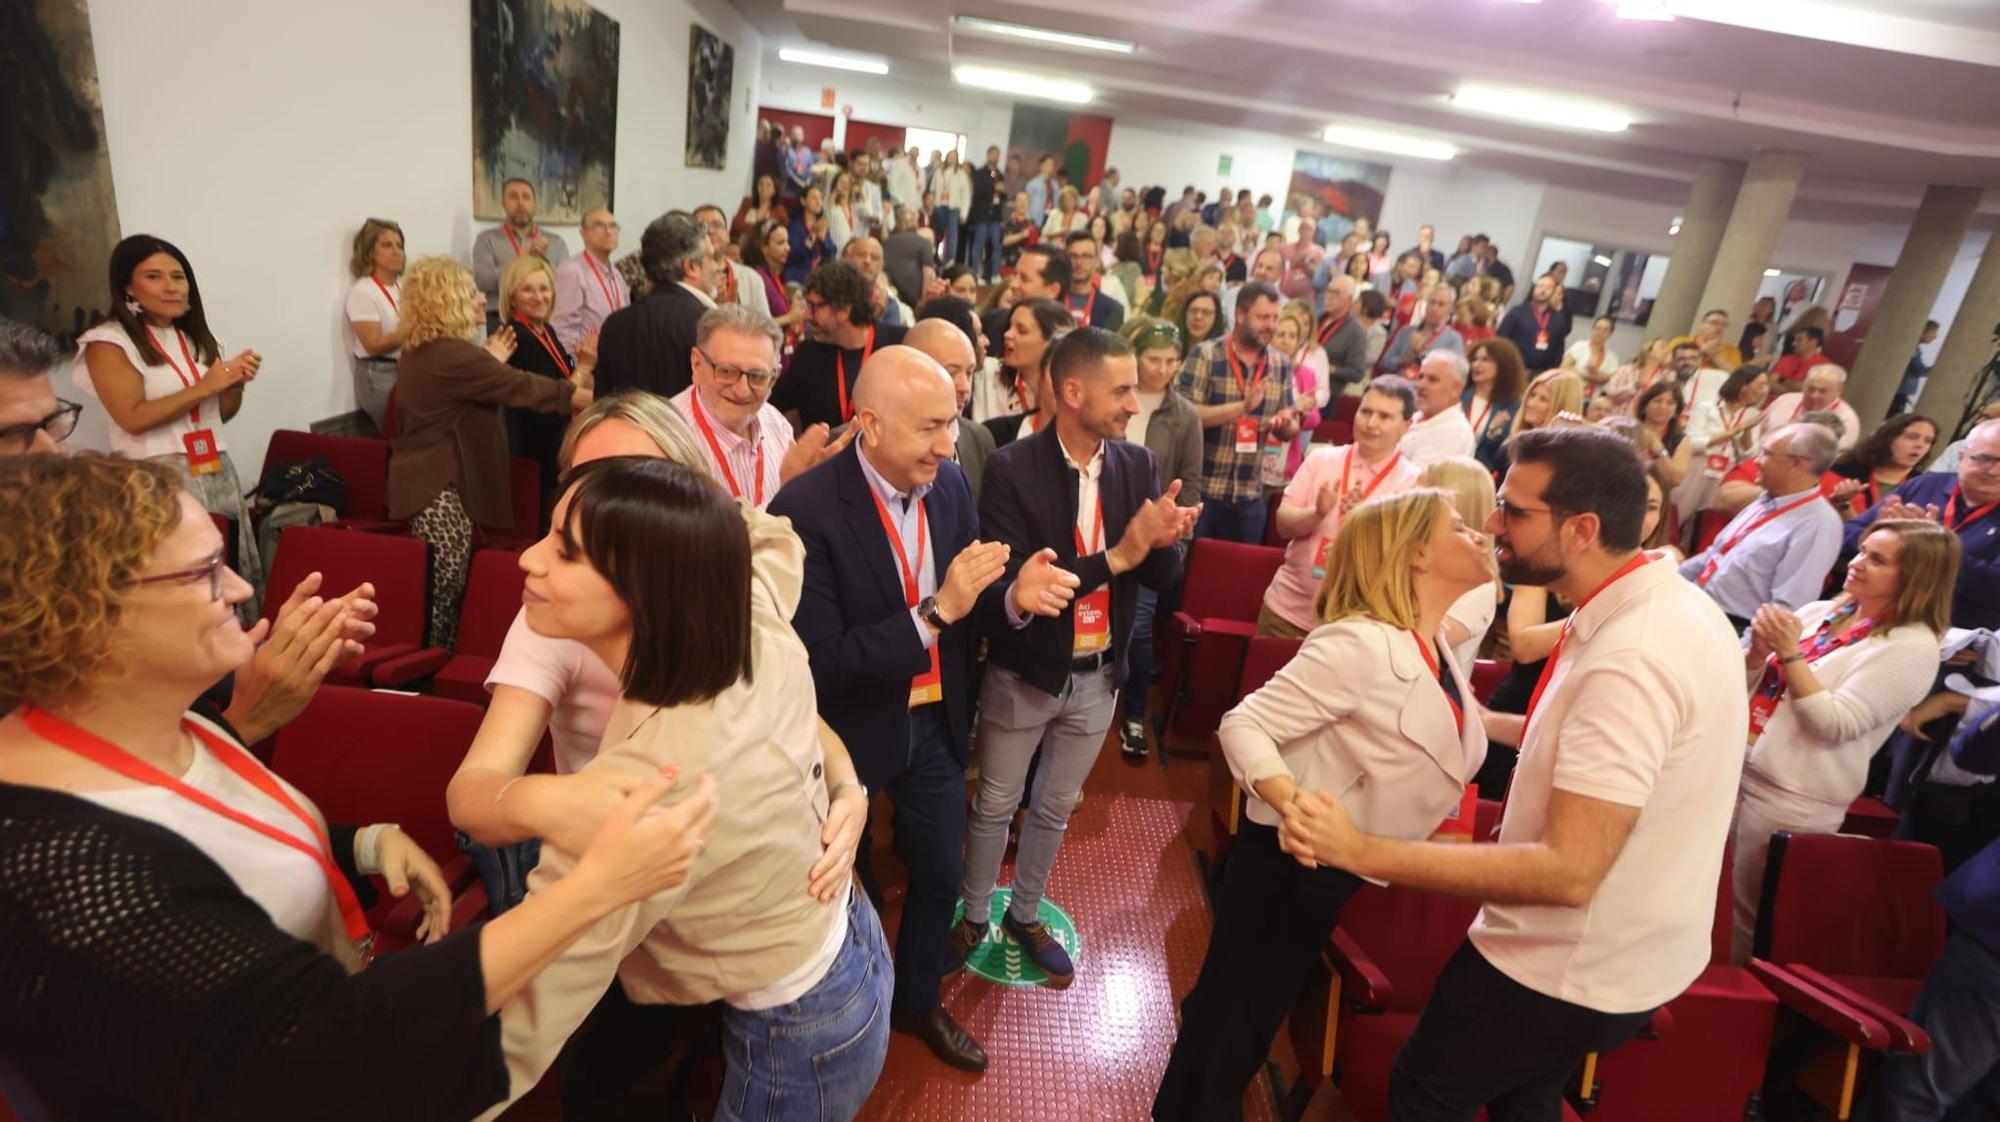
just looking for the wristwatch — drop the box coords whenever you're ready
[918,595,951,632]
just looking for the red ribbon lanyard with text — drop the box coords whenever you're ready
[369,276,397,311]
[1697,492,1824,586]
[1228,344,1269,454]
[20,705,374,959]
[504,225,538,256]
[583,253,623,310]
[836,326,877,424]
[154,327,223,476]
[515,318,573,380]
[689,391,765,505]
[1520,552,1652,743]
[867,489,942,706]
[1072,497,1111,654]
[1947,486,1999,531]
[1747,603,1873,741]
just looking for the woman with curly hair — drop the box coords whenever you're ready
[1463,336,1527,474]
[0,453,713,1122]
[1829,413,1940,519]
[387,255,589,647]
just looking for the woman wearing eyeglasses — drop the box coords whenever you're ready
[0,452,715,1122]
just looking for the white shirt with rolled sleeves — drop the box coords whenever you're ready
[1468,555,1748,1014]
[1399,407,1477,466]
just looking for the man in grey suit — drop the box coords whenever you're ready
[1317,275,1370,396]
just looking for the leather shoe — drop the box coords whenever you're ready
[891,1004,989,1073]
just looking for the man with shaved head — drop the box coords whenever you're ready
[907,308,995,497]
[770,344,1079,1075]
[550,206,624,351]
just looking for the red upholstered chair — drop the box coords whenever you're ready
[1310,396,1360,445]
[480,456,545,551]
[1748,833,1946,1119]
[260,429,402,532]
[433,549,527,705]
[1840,795,1901,839]
[1469,659,1510,706]
[209,512,236,571]
[269,686,486,951]
[1205,636,1302,876]
[264,526,449,687]
[1158,539,1286,749]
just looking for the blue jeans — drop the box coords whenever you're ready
[968,221,1002,279]
[1194,494,1267,545]
[716,888,893,1122]
[931,206,962,264]
[1125,584,1159,721]
[457,832,542,916]
[1858,930,2000,1121]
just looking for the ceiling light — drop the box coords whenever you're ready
[1320,125,1457,161]
[1763,268,1782,277]
[1668,216,1683,235]
[778,47,889,75]
[1450,84,1631,133]
[952,16,1135,54]
[953,64,1093,105]
[1592,255,1613,267]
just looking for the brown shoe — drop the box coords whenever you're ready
[943,917,987,974]
[891,1004,989,1073]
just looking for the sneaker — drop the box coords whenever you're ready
[1001,912,1075,988]
[1120,718,1149,761]
[943,917,988,974]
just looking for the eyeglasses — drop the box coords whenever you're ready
[698,348,779,391]
[127,551,227,601]
[1493,497,1563,524]
[0,400,84,454]
[1965,452,2000,472]
[804,295,829,312]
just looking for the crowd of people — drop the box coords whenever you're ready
[0,121,1997,1122]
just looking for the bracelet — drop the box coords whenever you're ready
[1779,654,1806,665]
[494,776,526,807]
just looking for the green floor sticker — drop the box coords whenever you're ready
[953,888,1080,987]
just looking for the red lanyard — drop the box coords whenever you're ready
[1071,278,1099,323]
[1147,247,1162,274]
[867,487,927,607]
[1227,342,1268,403]
[1412,631,1464,733]
[1947,486,1999,530]
[1753,604,1874,708]
[841,203,856,233]
[1073,493,1104,556]
[583,253,623,310]
[1698,491,1824,586]
[1317,313,1348,346]
[687,389,765,505]
[1467,395,1493,434]
[1531,305,1551,337]
[1339,448,1402,508]
[20,706,373,955]
[503,225,538,256]
[369,276,397,311]
[152,326,207,425]
[835,326,876,424]
[1521,552,1652,741]
[515,317,572,379]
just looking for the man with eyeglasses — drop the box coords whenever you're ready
[0,319,83,455]
[668,305,845,511]
[550,208,625,352]
[1679,423,1844,633]
[1846,417,2000,632]
[769,260,908,432]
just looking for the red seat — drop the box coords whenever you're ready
[1749,833,1947,1119]
[1840,794,1900,839]
[1309,396,1360,445]
[1206,636,1303,872]
[1470,659,1510,706]
[269,686,486,950]
[481,456,545,551]
[261,429,402,532]
[1158,539,1285,748]
[433,549,527,705]
[265,525,449,686]
[209,511,236,571]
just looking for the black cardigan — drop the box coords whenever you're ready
[0,782,505,1121]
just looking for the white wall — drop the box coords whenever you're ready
[758,64,996,151]
[79,0,762,468]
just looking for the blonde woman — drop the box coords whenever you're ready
[1604,337,1671,409]
[499,256,597,511]
[386,256,588,648]
[1155,489,1494,1120]
[345,217,405,433]
[1729,521,1960,963]
[827,173,861,250]
[1041,186,1089,240]
[1419,457,1502,673]
[1508,369,1586,441]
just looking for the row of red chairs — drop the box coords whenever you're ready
[260,428,544,549]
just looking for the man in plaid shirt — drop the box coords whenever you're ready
[1177,281,1300,542]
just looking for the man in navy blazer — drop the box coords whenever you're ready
[769,346,1074,1074]
[1843,418,2000,631]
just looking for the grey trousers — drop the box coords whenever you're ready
[354,356,399,435]
[962,662,1118,926]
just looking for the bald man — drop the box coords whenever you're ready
[551,207,625,351]
[907,315,995,497]
[768,345,1077,1075]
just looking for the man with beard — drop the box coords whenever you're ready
[1178,282,1299,542]
[1276,426,1746,1121]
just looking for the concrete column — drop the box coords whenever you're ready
[1915,227,2000,434]
[1647,158,1744,342]
[1694,149,1806,342]
[1848,188,1985,422]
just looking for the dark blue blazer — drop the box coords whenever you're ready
[1843,470,2000,630]
[1937,704,2000,953]
[769,444,978,788]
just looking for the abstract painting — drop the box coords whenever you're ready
[1007,105,1114,196]
[471,0,620,222]
[1287,150,1392,244]
[685,24,733,169]
[1,0,123,342]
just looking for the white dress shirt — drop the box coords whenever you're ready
[1400,407,1477,465]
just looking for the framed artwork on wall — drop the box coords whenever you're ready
[1287,150,1391,244]
[471,0,620,222]
[686,24,734,169]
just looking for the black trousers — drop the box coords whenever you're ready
[1389,941,1653,1122]
[1153,821,1364,1122]
[859,703,967,1016]
[558,979,716,1121]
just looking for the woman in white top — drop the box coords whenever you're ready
[1727,519,1958,963]
[968,298,1068,424]
[1561,315,1620,398]
[345,217,405,434]
[1041,186,1089,240]
[77,235,265,617]
[1154,488,1494,1121]
[827,172,861,251]
[1677,364,1769,525]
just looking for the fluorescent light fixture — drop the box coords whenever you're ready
[953,64,1093,105]
[952,16,1134,54]
[1763,268,1782,277]
[1592,254,1614,267]
[1320,125,1456,161]
[778,47,888,75]
[1451,84,1631,132]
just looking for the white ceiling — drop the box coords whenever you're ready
[743,0,2000,223]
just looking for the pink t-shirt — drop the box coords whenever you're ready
[483,609,622,775]
[1262,444,1425,630]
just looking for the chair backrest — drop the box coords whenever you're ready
[1239,635,1304,699]
[1338,881,1483,1013]
[1758,832,1947,978]
[507,456,541,538]
[269,686,485,863]
[1470,659,1510,706]
[264,525,430,648]
[1180,539,1286,623]
[1331,395,1360,425]
[456,549,526,659]
[262,430,391,520]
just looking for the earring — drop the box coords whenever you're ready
[124,295,142,315]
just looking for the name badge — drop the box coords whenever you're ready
[1311,536,1333,580]
[1428,784,1481,843]
[1072,587,1111,653]
[909,646,943,708]
[1746,690,1778,744]
[1233,415,1260,454]
[1705,453,1731,479]
[183,429,224,476]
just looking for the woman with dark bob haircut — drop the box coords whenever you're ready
[0,453,712,1121]
[488,456,893,1121]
